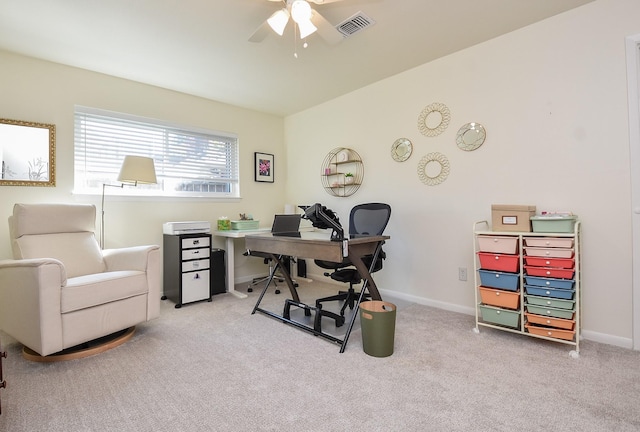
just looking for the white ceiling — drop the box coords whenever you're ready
[0,0,595,116]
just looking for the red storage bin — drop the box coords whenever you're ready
[523,256,575,269]
[524,265,574,279]
[477,252,519,272]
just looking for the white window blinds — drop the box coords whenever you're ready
[74,107,239,197]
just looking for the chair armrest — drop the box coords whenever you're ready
[0,259,66,355]
[102,246,161,320]
[0,258,67,284]
[102,245,160,272]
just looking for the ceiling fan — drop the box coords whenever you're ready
[249,0,344,45]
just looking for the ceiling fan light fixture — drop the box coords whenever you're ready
[297,19,317,39]
[267,8,290,36]
[291,0,312,24]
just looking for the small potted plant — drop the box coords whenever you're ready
[344,172,354,184]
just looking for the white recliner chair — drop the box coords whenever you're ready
[0,203,160,357]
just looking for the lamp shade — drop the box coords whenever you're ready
[117,156,157,184]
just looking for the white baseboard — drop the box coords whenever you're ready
[263,271,637,350]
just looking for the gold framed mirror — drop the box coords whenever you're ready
[0,118,55,187]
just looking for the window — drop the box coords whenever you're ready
[74,106,240,198]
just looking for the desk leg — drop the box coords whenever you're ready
[348,242,384,301]
[339,241,384,353]
[270,255,300,303]
[224,237,247,299]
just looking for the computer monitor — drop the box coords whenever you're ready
[299,203,344,241]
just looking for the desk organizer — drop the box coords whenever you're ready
[231,220,260,230]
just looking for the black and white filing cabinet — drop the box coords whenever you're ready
[163,233,213,308]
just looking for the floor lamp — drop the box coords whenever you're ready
[101,155,157,249]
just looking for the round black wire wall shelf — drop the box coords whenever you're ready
[320,147,364,197]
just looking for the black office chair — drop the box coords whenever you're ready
[314,203,391,327]
[244,252,284,294]
[244,214,302,294]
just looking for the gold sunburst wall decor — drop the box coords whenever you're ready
[417,102,451,137]
[417,152,450,186]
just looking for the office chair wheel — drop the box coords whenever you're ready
[335,316,345,327]
[275,288,281,294]
[248,287,253,293]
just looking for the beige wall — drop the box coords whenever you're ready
[0,51,286,282]
[284,0,640,347]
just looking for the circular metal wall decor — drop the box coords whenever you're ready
[417,152,450,186]
[456,122,486,151]
[418,102,451,137]
[391,138,413,162]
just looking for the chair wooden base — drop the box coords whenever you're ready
[22,327,136,362]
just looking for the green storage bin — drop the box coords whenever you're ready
[359,301,396,357]
[530,215,577,233]
[524,294,575,310]
[478,304,521,328]
[525,304,575,319]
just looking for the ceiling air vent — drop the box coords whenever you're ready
[335,12,376,38]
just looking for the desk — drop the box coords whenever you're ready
[245,231,389,352]
[213,228,271,299]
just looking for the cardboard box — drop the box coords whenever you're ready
[491,204,536,232]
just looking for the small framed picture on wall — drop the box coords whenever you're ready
[254,152,274,183]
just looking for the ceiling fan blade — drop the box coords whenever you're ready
[310,10,343,45]
[249,20,271,43]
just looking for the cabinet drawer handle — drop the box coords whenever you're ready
[494,256,500,260]
[193,250,199,254]
[193,240,200,245]
[495,292,500,296]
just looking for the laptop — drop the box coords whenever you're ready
[271,214,302,237]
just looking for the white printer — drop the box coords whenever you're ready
[162,221,211,235]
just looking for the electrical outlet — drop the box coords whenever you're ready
[458,267,467,281]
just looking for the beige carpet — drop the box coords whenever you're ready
[1,280,639,431]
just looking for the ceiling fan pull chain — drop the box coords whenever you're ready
[294,22,299,58]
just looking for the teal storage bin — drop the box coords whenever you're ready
[525,285,575,300]
[524,275,574,290]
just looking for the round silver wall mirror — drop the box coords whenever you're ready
[456,122,486,151]
[391,138,413,162]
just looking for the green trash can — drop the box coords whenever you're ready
[359,300,396,357]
